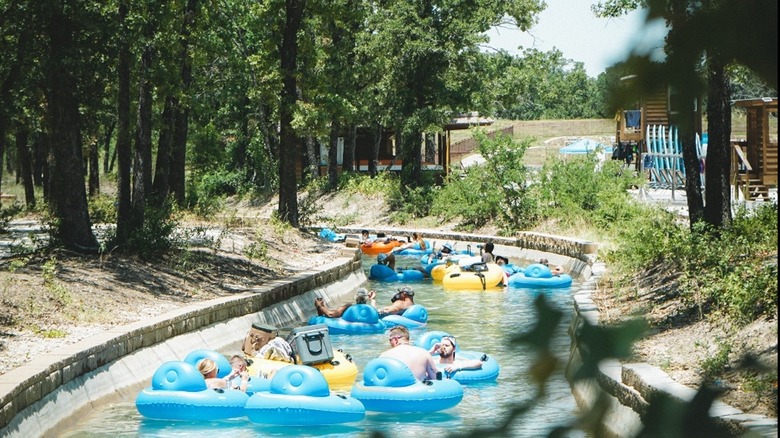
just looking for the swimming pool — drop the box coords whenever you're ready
[61,255,583,437]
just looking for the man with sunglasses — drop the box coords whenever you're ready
[377,286,416,317]
[380,325,438,381]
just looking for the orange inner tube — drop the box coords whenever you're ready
[360,240,403,255]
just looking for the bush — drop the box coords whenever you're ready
[124,201,182,259]
[88,194,117,224]
[431,130,536,231]
[534,154,643,230]
[607,202,778,323]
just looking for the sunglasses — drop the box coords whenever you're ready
[388,335,403,342]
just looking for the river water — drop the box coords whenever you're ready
[61,254,582,437]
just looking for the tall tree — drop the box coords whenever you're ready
[42,0,98,252]
[169,0,199,205]
[366,0,544,190]
[277,0,306,226]
[115,0,133,245]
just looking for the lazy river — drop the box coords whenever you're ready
[60,254,583,437]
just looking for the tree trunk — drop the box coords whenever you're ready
[703,55,732,228]
[88,132,100,196]
[116,0,133,245]
[680,125,705,226]
[132,41,154,230]
[44,5,98,252]
[152,96,175,206]
[370,123,381,177]
[102,120,115,175]
[328,120,340,190]
[15,125,35,207]
[0,122,5,195]
[401,128,423,189]
[277,0,305,227]
[343,124,355,172]
[170,0,198,206]
[34,133,47,195]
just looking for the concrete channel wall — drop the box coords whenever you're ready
[0,248,365,438]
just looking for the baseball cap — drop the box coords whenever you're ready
[398,286,414,297]
[442,243,453,252]
[377,253,388,263]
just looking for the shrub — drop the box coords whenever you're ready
[88,194,117,224]
[124,201,182,259]
[607,201,778,323]
[432,130,536,230]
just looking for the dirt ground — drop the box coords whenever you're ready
[0,191,776,421]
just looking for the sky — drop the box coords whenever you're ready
[484,2,668,77]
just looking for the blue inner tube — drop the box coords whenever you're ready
[309,304,386,334]
[245,365,365,425]
[135,360,249,421]
[415,331,500,383]
[370,264,426,282]
[394,240,433,256]
[309,304,429,333]
[350,358,463,412]
[507,263,573,288]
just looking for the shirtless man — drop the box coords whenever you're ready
[429,335,482,375]
[377,286,415,316]
[380,325,438,381]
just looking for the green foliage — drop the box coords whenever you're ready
[87,194,117,224]
[608,202,778,323]
[534,155,644,230]
[432,131,535,232]
[186,169,249,217]
[41,257,71,307]
[700,339,733,379]
[482,49,603,120]
[387,182,437,224]
[124,202,182,260]
[339,172,397,198]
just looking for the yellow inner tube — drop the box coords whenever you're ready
[247,349,357,391]
[441,263,505,290]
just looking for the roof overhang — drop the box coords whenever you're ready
[444,112,494,131]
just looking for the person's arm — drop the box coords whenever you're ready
[444,358,482,373]
[425,355,438,380]
[237,370,250,392]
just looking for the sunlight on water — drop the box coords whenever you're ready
[62,254,584,437]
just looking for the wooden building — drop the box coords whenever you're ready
[311,113,493,178]
[614,75,703,174]
[731,98,778,201]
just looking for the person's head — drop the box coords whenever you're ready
[391,286,414,303]
[540,258,549,267]
[495,255,509,266]
[377,253,389,265]
[439,336,457,359]
[412,232,420,240]
[387,325,410,347]
[484,242,494,253]
[197,358,218,379]
[230,355,247,372]
[441,243,453,254]
[355,287,369,304]
[361,230,369,239]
